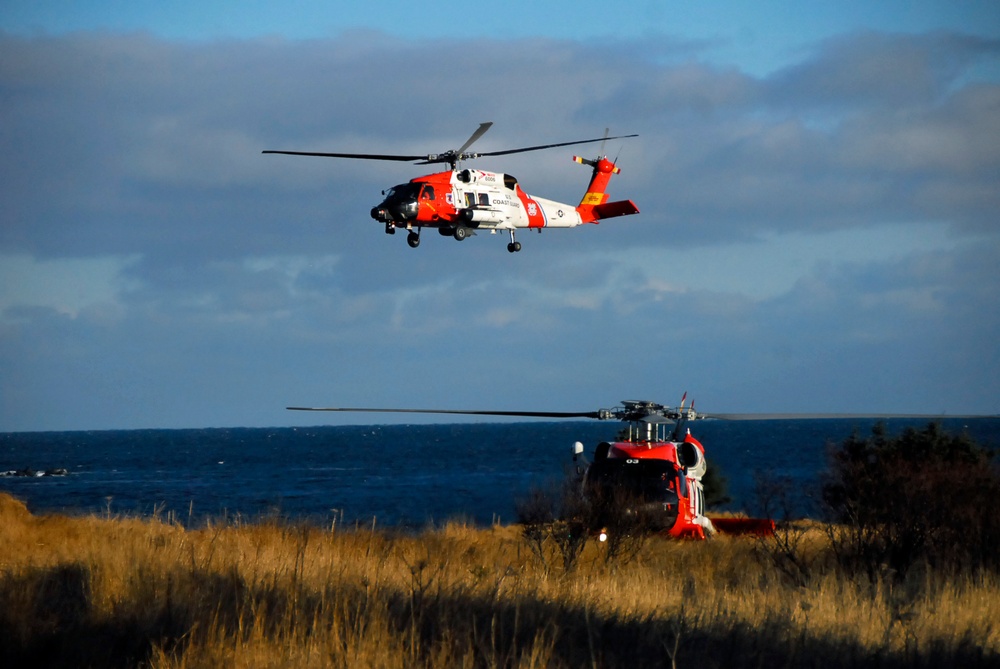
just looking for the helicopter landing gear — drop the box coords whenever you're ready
[453,226,468,241]
[507,230,522,253]
[407,230,420,248]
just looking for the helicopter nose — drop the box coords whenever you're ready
[394,198,419,220]
[371,197,418,222]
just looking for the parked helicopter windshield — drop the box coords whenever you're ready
[584,459,680,503]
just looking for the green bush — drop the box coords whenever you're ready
[821,422,1000,579]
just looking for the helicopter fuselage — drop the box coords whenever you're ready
[369,156,637,252]
[371,168,586,234]
[579,430,712,540]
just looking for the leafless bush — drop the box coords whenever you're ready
[752,471,822,586]
[515,480,591,574]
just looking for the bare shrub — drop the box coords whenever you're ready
[752,471,824,586]
[514,488,555,570]
[515,480,592,574]
[583,482,654,566]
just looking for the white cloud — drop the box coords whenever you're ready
[624,222,965,300]
[0,253,140,319]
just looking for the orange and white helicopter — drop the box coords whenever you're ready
[264,122,639,253]
[287,395,774,540]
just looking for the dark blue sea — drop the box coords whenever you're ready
[2,418,998,527]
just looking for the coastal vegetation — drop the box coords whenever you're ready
[2,422,997,668]
[0,497,997,667]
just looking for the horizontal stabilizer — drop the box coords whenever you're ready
[708,517,776,537]
[591,199,639,220]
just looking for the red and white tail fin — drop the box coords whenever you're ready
[573,156,639,223]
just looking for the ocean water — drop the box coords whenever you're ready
[2,418,998,527]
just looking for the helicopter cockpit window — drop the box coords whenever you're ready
[584,459,679,504]
[420,185,435,200]
[385,183,421,201]
[504,174,518,190]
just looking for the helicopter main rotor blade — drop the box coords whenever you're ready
[703,412,993,420]
[476,133,638,158]
[263,128,638,166]
[262,150,426,162]
[455,121,494,156]
[287,406,605,419]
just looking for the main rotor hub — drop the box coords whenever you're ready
[607,400,699,424]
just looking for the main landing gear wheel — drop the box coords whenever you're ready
[454,227,468,241]
[507,230,522,253]
[407,231,420,248]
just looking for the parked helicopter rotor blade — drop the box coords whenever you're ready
[286,405,997,424]
[702,412,991,420]
[287,406,605,419]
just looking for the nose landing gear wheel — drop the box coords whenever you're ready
[407,231,420,248]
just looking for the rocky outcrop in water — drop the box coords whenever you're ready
[0,468,69,477]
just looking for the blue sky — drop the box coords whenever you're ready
[4,2,995,75]
[1,2,999,430]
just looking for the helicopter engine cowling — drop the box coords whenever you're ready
[678,441,707,478]
[462,208,504,224]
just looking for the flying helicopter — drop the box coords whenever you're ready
[286,395,776,540]
[263,122,639,253]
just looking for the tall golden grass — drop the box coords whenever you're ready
[1,492,997,668]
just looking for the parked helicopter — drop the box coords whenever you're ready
[286,395,774,540]
[263,122,639,252]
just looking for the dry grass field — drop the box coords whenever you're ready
[1,492,997,668]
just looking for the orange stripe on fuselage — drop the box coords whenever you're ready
[515,187,546,228]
